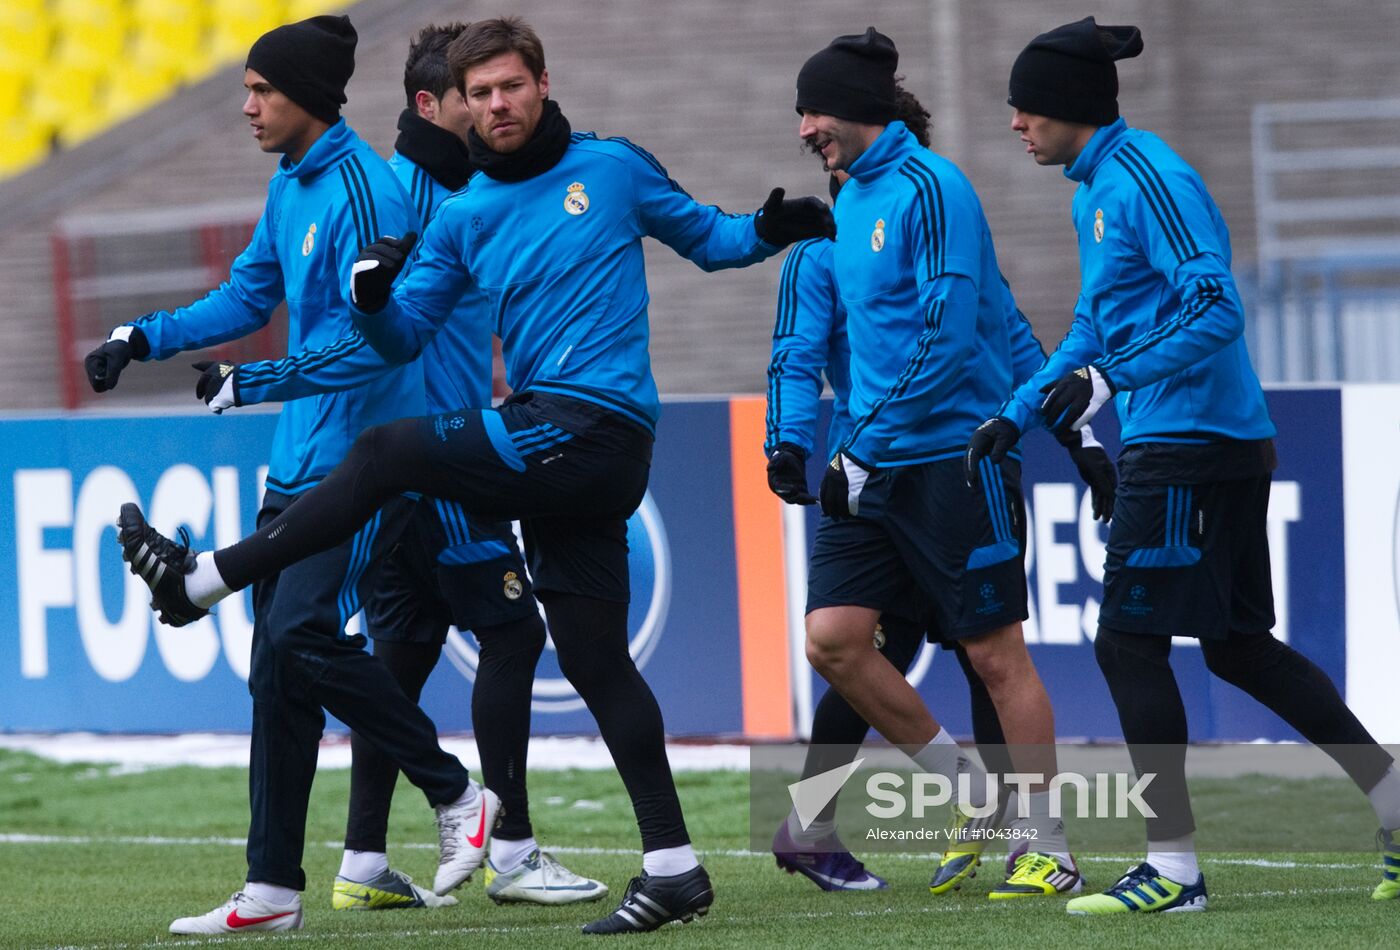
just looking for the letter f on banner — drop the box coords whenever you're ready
[787,757,865,831]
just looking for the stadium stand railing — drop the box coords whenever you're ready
[52,202,286,409]
[1245,97,1400,382]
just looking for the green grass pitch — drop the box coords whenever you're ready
[0,748,1394,949]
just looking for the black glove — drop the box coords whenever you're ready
[766,442,816,505]
[1057,424,1117,522]
[350,231,418,313]
[754,187,836,247]
[84,325,149,393]
[819,450,875,519]
[1040,364,1115,436]
[964,417,1021,488]
[192,360,241,414]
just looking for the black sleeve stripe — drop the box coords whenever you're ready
[605,135,687,196]
[1123,143,1199,259]
[239,332,370,386]
[765,348,790,442]
[346,157,380,239]
[1096,277,1224,374]
[410,167,426,222]
[844,298,945,450]
[897,157,946,278]
[338,165,371,247]
[416,168,437,224]
[1115,145,1198,263]
[774,241,813,338]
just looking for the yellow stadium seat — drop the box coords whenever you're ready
[29,62,103,131]
[0,116,52,177]
[0,7,54,62]
[207,0,289,65]
[285,0,341,21]
[0,64,27,121]
[103,61,180,124]
[56,106,110,149]
[131,0,204,24]
[129,21,207,82]
[51,0,131,67]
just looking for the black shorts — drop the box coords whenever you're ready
[412,392,652,603]
[806,456,1029,640]
[1100,473,1275,640]
[364,499,537,644]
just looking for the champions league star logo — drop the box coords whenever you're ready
[442,491,673,713]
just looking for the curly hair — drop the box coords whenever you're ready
[894,80,932,147]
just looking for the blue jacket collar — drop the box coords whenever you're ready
[848,121,915,184]
[1065,117,1128,184]
[279,118,356,182]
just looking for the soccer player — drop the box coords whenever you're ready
[84,16,499,934]
[332,22,604,911]
[767,84,1018,892]
[113,15,834,934]
[790,28,1113,899]
[966,16,1400,913]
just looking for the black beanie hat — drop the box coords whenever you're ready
[796,27,899,125]
[1007,16,1143,126]
[246,15,357,125]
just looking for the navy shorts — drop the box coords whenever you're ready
[364,498,537,645]
[411,392,652,604]
[806,456,1029,640]
[1100,473,1275,640]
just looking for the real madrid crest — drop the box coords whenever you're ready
[1093,208,1104,244]
[302,222,317,256]
[564,181,589,215]
[871,217,885,252]
[503,571,524,600]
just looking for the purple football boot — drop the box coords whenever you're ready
[773,823,889,892]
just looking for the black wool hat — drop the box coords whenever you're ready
[796,27,899,125]
[246,15,357,125]
[1008,16,1143,126]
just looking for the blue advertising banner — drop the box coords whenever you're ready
[0,413,275,731]
[0,390,1346,741]
[798,390,1346,742]
[0,404,746,735]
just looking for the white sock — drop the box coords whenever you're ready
[338,849,388,882]
[786,810,836,845]
[244,881,300,904]
[1367,767,1400,830]
[911,728,991,810]
[1146,835,1200,884]
[449,782,480,809]
[1009,791,1071,865]
[490,836,538,871]
[642,844,699,877]
[186,552,233,608]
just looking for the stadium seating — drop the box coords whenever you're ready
[0,0,343,181]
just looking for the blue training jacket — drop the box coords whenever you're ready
[387,151,492,414]
[829,122,1045,467]
[129,119,425,494]
[998,119,1275,444]
[764,238,851,458]
[352,132,781,433]
[765,234,1045,461]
